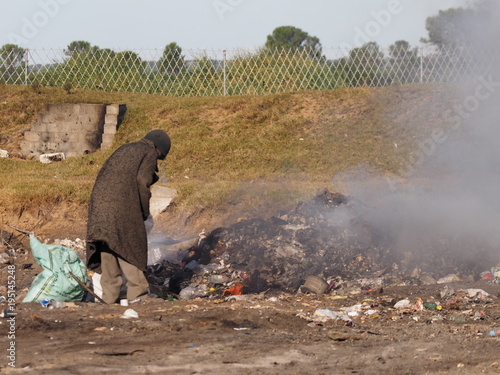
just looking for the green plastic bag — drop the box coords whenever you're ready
[23,235,87,303]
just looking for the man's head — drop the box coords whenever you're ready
[144,129,171,160]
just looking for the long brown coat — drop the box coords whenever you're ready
[86,138,159,272]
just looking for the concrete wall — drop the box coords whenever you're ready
[20,103,126,158]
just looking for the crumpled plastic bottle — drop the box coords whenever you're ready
[179,285,208,300]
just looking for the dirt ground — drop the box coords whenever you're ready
[0,203,499,375]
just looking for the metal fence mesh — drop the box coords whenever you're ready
[1,45,498,97]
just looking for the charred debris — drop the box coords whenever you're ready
[146,189,495,298]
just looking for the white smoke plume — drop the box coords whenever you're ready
[332,0,500,275]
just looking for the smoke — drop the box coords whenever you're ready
[332,0,500,273]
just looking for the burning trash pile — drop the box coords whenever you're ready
[146,189,499,299]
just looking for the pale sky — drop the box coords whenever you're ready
[0,0,470,55]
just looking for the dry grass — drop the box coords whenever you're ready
[0,83,460,219]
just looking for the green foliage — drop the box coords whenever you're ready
[225,50,341,94]
[265,26,322,58]
[0,44,26,84]
[64,40,92,57]
[13,37,442,95]
[336,42,390,87]
[158,42,185,75]
[388,40,420,84]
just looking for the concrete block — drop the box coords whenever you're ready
[46,122,58,133]
[83,122,100,132]
[40,132,51,143]
[45,142,59,153]
[70,104,81,115]
[56,122,72,133]
[19,141,31,153]
[67,132,80,142]
[106,104,120,115]
[31,122,47,132]
[101,133,115,144]
[105,114,118,125]
[104,123,117,134]
[100,142,113,150]
[24,131,40,142]
[53,132,70,143]
[80,104,106,117]
[150,186,177,217]
[69,122,83,132]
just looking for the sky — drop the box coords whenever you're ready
[0,0,471,57]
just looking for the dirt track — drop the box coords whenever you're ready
[1,243,499,375]
[1,191,499,374]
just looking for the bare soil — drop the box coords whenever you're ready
[1,203,499,375]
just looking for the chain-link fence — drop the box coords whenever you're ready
[0,45,498,97]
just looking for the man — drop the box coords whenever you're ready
[86,129,171,304]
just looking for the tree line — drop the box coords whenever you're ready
[0,2,495,95]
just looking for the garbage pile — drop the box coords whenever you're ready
[145,188,499,298]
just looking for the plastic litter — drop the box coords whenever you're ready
[465,288,490,298]
[184,260,198,270]
[209,275,229,285]
[313,308,352,322]
[179,285,208,300]
[423,302,442,310]
[39,152,66,164]
[222,283,245,296]
[23,235,87,303]
[121,309,139,319]
[481,265,500,284]
[393,299,411,309]
[436,274,461,284]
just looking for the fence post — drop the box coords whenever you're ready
[420,46,424,84]
[24,49,29,86]
[223,49,227,96]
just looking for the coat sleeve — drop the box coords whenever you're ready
[137,151,159,220]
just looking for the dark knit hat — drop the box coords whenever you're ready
[144,129,171,160]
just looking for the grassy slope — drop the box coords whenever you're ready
[0,84,459,236]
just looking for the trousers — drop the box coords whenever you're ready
[100,250,149,304]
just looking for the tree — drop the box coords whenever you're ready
[389,40,417,60]
[64,40,92,56]
[0,44,25,83]
[265,26,322,58]
[388,40,419,84]
[421,1,497,48]
[0,44,25,68]
[158,42,185,75]
[341,42,387,87]
[116,51,142,69]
